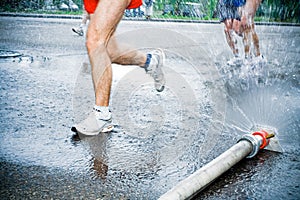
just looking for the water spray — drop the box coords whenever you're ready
[159,126,283,200]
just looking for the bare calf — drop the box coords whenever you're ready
[240,0,262,58]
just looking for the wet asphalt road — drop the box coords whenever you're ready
[0,16,299,199]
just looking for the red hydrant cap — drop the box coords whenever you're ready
[252,130,270,149]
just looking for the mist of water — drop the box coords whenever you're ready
[217,58,299,152]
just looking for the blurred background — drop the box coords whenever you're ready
[0,0,299,23]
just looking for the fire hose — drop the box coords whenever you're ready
[159,130,279,200]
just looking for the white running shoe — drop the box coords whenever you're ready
[243,55,266,66]
[71,108,113,136]
[253,54,266,64]
[145,49,166,92]
[227,56,243,66]
[72,26,84,36]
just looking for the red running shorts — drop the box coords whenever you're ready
[84,0,142,14]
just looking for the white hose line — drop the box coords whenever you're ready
[159,140,253,200]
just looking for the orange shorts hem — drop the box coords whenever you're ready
[84,0,142,14]
[127,0,142,9]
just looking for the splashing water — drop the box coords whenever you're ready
[217,57,299,153]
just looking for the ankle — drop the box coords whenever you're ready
[93,105,111,120]
[144,53,152,70]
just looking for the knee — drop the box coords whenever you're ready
[85,31,98,53]
[85,37,95,53]
[224,27,231,36]
[85,28,104,53]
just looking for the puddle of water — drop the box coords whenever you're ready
[0,54,91,172]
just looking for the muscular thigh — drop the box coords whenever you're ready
[243,0,259,17]
[86,0,131,47]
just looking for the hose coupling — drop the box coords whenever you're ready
[238,134,262,158]
[238,130,273,158]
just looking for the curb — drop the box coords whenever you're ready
[0,12,299,26]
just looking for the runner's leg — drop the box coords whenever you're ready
[86,0,131,106]
[224,19,238,56]
[107,35,147,66]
